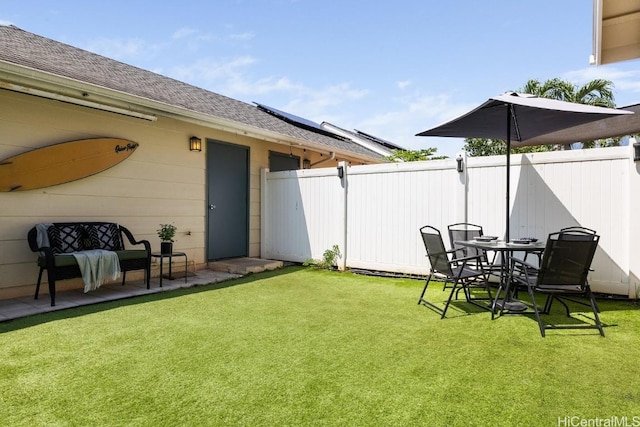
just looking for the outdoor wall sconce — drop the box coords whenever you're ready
[633,139,640,162]
[456,154,464,173]
[189,136,202,152]
[337,165,344,179]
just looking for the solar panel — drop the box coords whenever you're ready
[254,102,323,130]
[354,129,405,150]
[254,102,338,137]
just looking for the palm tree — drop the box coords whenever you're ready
[520,78,616,149]
[464,77,618,156]
[522,78,614,107]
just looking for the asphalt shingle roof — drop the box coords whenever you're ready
[0,25,384,160]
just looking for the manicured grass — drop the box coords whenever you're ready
[1,266,639,426]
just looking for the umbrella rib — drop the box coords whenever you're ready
[510,104,522,141]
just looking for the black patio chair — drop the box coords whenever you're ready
[448,222,502,298]
[509,227,597,302]
[555,227,600,312]
[448,222,484,253]
[418,225,492,318]
[448,222,499,274]
[508,231,604,337]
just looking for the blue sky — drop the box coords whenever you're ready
[2,0,639,157]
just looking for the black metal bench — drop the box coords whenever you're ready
[27,222,151,306]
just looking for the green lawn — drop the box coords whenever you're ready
[1,266,638,426]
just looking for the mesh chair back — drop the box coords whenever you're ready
[448,223,485,259]
[420,226,453,276]
[558,227,597,241]
[537,232,599,287]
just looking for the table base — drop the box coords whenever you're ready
[493,299,528,312]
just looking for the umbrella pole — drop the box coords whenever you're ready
[506,106,511,243]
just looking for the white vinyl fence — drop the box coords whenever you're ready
[261,146,640,297]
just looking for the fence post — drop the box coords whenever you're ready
[455,151,469,224]
[338,161,348,271]
[260,167,268,259]
[628,138,640,299]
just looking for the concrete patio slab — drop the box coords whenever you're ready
[0,258,283,322]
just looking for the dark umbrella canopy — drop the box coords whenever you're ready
[416,92,633,240]
[417,92,632,141]
[516,103,640,147]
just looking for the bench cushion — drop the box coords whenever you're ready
[38,250,149,268]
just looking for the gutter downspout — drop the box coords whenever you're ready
[310,152,335,167]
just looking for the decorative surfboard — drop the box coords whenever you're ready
[0,138,139,192]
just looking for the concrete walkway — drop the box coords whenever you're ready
[0,257,283,322]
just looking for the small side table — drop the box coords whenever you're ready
[151,252,188,287]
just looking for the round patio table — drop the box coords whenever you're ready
[454,239,546,318]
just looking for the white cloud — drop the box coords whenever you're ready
[563,65,640,105]
[177,59,371,122]
[172,27,198,40]
[228,32,255,42]
[397,80,411,90]
[279,83,369,122]
[222,76,370,121]
[173,27,253,43]
[228,76,303,96]
[82,37,163,61]
[563,66,635,83]
[170,56,258,84]
[351,93,469,155]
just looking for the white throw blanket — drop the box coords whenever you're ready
[71,249,121,292]
[35,223,53,248]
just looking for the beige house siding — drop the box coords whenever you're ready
[0,89,356,300]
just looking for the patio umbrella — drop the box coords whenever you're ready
[516,103,640,147]
[416,92,633,241]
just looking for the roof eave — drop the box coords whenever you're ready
[0,60,382,163]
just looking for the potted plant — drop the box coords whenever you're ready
[157,223,177,254]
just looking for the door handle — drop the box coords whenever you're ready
[209,204,216,210]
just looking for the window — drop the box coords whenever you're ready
[269,151,300,172]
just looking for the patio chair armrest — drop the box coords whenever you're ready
[509,256,538,284]
[450,254,487,272]
[451,254,484,264]
[446,248,463,254]
[509,256,537,270]
[447,248,467,262]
